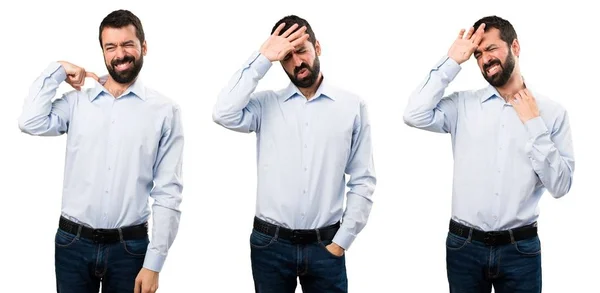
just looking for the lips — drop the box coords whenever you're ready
[115,61,132,71]
[296,68,309,79]
[486,64,500,76]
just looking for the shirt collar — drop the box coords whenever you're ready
[281,75,336,102]
[88,75,147,102]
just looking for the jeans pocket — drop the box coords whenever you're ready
[446,232,469,251]
[250,230,277,249]
[55,229,79,248]
[513,236,541,256]
[122,238,149,257]
[319,240,345,258]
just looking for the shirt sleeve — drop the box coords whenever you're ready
[143,105,184,272]
[403,56,461,134]
[212,51,272,133]
[523,110,575,198]
[332,99,377,250]
[18,62,72,136]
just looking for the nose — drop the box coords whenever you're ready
[292,54,303,67]
[114,46,126,59]
[482,52,494,66]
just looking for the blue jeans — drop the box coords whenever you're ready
[250,229,347,293]
[54,228,149,293]
[446,232,542,293]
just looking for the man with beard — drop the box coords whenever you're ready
[213,15,376,293]
[18,9,183,293]
[403,15,574,292]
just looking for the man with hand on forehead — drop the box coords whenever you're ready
[403,15,574,292]
[18,9,183,293]
[213,15,376,293]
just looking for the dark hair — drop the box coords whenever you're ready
[473,15,517,46]
[271,15,316,45]
[99,9,145,47]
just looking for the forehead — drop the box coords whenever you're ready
[294,40,314,51]
[478,28,505,48]
[101,25,138,44]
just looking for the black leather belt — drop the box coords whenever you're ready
[253,217,339,245]
[449,219,538,246]
[59,216,148,243]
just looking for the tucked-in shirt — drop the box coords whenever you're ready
[403,56,575,231]
[212,52,376,249]
[18,62,184,272]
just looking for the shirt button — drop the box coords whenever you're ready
[493,216,498,220]
[111,120,115,124]
[502,124,505,128]
[497,169,501,173]
[105,190,108,194]
[108,167,111,171]
[495,192,499,196]
[304,144,307,148]
[305,122,308,127]
[303,189,306,194]
[304,167,308,171]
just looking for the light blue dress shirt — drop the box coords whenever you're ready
[18,62,184,272]
[213,52,376,249]
[403,56,575,231]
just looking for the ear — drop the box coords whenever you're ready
[511,38,520,57]
[314,40,321,56]
[142,40,148,56]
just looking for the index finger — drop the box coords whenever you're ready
[272,23,286,36]
[86,72,99,81]
[470,23,486,45]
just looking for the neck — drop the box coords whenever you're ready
[104,77,135,98]
[299,73,323,100]
[495,70,525,101]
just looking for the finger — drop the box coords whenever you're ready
[457,29,466,40]
[518,90,529,100]
[524,88,534,99]
[290,33,310,47]
[280,23,299,38]
[134,280,141,293]
[471,23,486,45]
[464,26,475,39]
[286,26,307,41]
[272,23,286,36]
[86,72,99,81]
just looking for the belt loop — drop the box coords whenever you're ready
[508,229,515,244]
[467,228,473,242]
[76,225,82,238]
[118,227,124,242]
[274,226,280,240]
[315,228,322,243]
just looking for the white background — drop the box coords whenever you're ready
[1,0,597,292]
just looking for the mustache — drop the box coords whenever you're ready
[294,63,311,75]
[111,55,135,67]
[483,59,502,72]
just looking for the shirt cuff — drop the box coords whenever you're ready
[45,62,67,83]
[245,51,272,78]
[332,229,356,250]
[523,116,549,156]
[524,116,548,140]
[434,56,461,81]
[142,248,167,272]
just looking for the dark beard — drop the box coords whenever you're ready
[286,56,321,88]
[482,51,515,87]
[106,55,143,84]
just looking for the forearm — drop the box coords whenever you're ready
[524,117,575,198]
[403,56,460,132]
[18,62,69,135]
[212,52,271,131]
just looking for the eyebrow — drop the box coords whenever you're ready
[474,44,497,55]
